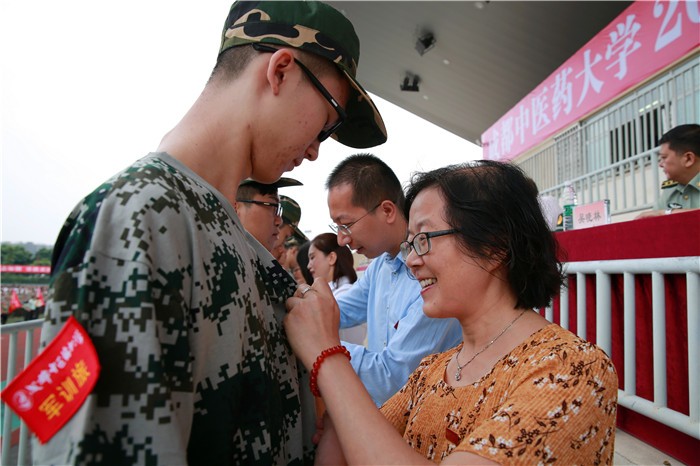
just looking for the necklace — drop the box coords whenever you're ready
[454,309,527,381]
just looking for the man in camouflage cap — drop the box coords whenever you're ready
[235,177,302,252]
[35,1,385,465]
[280,195,309,244]
[274,194,309,265]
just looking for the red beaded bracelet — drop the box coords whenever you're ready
[309,345,351,397]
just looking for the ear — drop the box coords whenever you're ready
[328,251,337,266]
[380,200,398,224]
[265,48,297,96]
[681,150,697,167]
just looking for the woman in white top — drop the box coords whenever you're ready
[308,233,366,345]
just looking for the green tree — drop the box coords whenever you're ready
[1,243,34,265]
[33,247,53,265]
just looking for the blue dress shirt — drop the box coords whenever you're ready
[337,252,463,406]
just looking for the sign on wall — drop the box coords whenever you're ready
[481,0,700,162]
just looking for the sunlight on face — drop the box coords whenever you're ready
[308,243,334,282]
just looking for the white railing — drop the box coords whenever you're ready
[521,53,699,219]
[540,148,661,218]
[3,256,699,463]
[1,319,42,466]
[546,257,700,439]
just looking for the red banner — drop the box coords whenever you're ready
[1,265,51,274]
[0,317,101,444]
[482,0,700,161]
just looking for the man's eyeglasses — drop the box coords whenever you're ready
[236,199,283,217]
[329,202,381,236]
[400,229,460,260]
[252,43,347,142]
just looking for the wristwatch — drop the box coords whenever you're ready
[665,202,682,215]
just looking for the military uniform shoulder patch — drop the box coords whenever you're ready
[661,180,679,189]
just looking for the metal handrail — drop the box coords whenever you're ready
[553,257,700,439]
[2,255,699,464]
[1,319,43,465]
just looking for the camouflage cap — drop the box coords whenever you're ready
[279,195,308,242]
[239,177,303,189]
[284,235,304,248]
[219,0,387,149]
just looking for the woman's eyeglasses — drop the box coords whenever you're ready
[400,229,460,260]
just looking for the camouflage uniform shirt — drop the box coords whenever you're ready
[33,153,306,465]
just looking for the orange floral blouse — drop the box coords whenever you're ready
[380,324,618,465]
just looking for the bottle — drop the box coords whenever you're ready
[562,182,577,231]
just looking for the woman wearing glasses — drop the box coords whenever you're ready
[284,161,618,465]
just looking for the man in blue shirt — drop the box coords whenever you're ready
[326,154,462,406]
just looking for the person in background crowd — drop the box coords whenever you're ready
[324,153,462,407]
[308,232,366,345]
[24,296,37,320]
[274,195,309,262]
[636,124,700,218]
[235,178,301,252]
[296,241,314,285]
[1,286,48,322]
[284,236,307,283]
[527,177,563,231]
[285,161,618,465]
[34,1,387,464]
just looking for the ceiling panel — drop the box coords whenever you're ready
[328,1,632,145]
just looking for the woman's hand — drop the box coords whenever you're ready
[284,279,342,370]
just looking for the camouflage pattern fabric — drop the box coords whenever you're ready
[33,153,308,465]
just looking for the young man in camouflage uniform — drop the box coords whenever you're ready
[34,1,386,464]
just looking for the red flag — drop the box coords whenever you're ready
[9,289,22,313]
[36,287,45,307]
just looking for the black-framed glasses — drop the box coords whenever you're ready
[236,199,283,217]
[329,203,381,236]
[252,43,347,142]
[400,229,460,260]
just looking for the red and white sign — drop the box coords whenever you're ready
[482,0,700,162]
[0,317,100,443]
[1,265,51,274]
[573,200,611,230]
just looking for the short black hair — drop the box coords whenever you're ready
[404,160,564,310]
[210,44,340,85]
[326,153,405,213]
[658,124,700,156]
[236,182,277,200]
[209,44,258,84]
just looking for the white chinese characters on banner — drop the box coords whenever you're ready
[483,0,700,162]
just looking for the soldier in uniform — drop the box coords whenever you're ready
[35,1,386,465]
[636,124,700,219]
[275,195,309,263]
[235,177,302,252]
